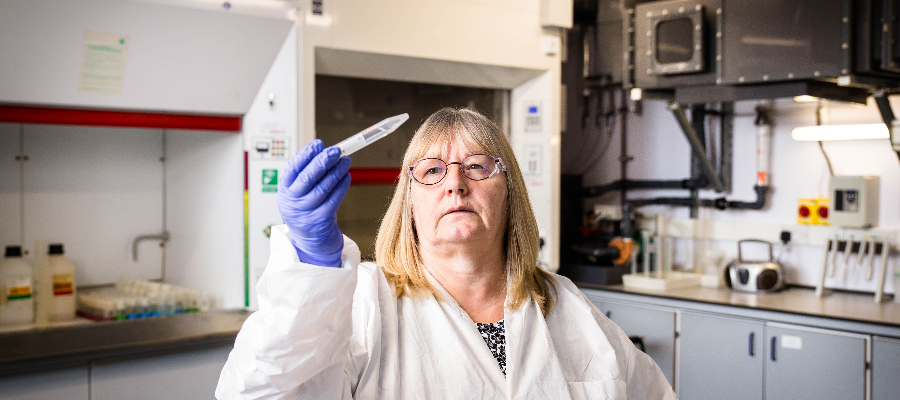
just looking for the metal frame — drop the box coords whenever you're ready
[646,5,706,76]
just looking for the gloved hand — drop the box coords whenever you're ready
[277,139,352,268]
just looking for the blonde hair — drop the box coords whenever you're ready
[374,107,556,317]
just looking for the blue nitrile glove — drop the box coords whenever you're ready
[277,139,352,268]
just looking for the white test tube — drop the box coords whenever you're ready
[336,113,409,156]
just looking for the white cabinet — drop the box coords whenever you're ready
[0,368,90,400]
[590,300,677,385]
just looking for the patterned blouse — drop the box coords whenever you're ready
[475,319,507,376]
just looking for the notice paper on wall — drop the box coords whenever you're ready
[78,31,129,95]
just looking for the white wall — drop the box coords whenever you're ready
[579,97,900,293]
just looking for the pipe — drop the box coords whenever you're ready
[725,186,769,210]
[874,89,895,127]
[132,231,170,261]
[619,88,630,209]
[689,104,707,218]
[874,89,900,162]
[755,103,772,186]
[570,244,620,261]
[627,185,769,211]
[720,102,734,193]
[582,178,708,197]
[667,102,726,192]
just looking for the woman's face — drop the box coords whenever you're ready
[409,139,509,250]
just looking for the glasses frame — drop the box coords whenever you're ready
[408,153,507,186]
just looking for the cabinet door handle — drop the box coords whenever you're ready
[770,336,777,361]
[749,332,755,357]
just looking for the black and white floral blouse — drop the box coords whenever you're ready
[475,319,506,376]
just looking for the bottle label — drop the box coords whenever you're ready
[5,278,33,300]
[52,274,74,296]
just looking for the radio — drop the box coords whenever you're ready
[724,240,785,293]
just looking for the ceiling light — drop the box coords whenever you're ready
[791,124,889,141]
[793,95,819,103]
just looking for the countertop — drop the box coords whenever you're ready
[0,309,250,378]
[578,283,900,328]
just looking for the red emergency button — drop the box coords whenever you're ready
[818,206,828,219]
[799,205,810,217]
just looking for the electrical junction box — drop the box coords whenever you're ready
[798,198,829,225]
[829,176,880,229]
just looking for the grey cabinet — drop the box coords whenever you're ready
[582,288,894,399]
[91,346,231,400]
[678,312,764,400]
[872,337,900,400]
[0,367,90,400]
[764,323,868,400]
[592,300,676,385]
[679,315,868,400]
[0,346,230,399]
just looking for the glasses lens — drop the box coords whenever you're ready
[412,159,446,184]
[461,154,496,181]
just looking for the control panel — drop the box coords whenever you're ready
[798,198,829,225]
[252,137,290,160]
[829,176,880,229]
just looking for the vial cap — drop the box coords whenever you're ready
[4,246,22,257]
[48,243,65,255]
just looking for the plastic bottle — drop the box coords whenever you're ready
[47,244,76,322]
[0,246,35,326]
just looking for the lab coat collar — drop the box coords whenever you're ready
[418,267,573,400]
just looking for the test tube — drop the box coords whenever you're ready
[336,113,409,156]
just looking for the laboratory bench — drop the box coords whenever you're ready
[578,283,900,400]
[0,309,249,400]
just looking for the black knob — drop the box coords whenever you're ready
[738,268,750,285]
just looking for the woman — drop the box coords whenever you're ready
[216,108,675,399]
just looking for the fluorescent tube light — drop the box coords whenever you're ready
[791,124,889,141]
[793,95,820,103]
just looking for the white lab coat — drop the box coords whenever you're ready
[216,225,676,400]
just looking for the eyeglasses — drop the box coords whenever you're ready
[408,154,507,185]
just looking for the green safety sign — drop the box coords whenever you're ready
[262,169,278,193]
